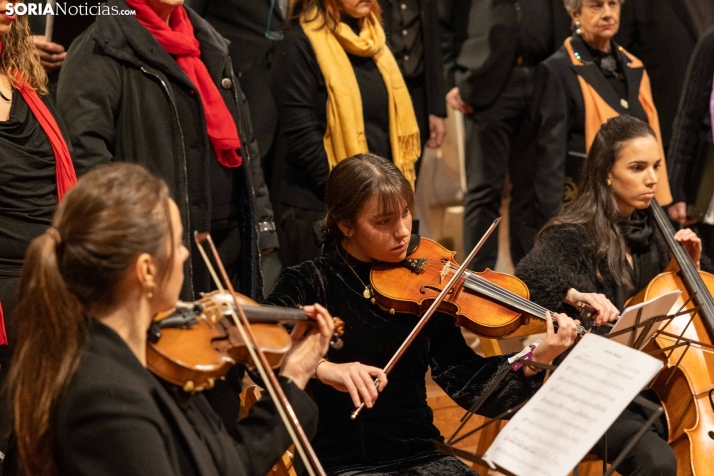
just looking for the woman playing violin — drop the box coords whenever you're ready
[5,162,333,476]
[264,153,579,475]
[516,115,712,475]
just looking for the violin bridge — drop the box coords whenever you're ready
[439,260,450,284]
[404,258,427,274]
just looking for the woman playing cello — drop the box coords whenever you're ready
[264,153,579,475]
[5,162,332,476]
[516,115,711,475]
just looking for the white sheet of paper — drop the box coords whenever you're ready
[608,290,681,350]
[482,334,663,476]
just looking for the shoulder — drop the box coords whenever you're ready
[540,46,571,71]
[537,223,590,247]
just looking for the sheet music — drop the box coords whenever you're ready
[482,334,663,476]
[607,290,681,349]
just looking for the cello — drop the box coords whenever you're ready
[627,199,714,476]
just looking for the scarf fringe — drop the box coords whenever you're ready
[396,132,420,188]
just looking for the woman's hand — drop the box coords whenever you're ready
[280,304,334,389]
[314,361,388,409]
[674,228,702,269]
[528,311,578,373]
[426,115,446,149]
[566,288,619,326]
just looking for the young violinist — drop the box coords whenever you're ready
[264,153,579,475]
[516,115,711,475]
[5,162,332,476]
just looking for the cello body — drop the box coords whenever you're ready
[627,201,714,476]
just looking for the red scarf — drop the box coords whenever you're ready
[0,304,6,346]
[126,0,242,167]
[1,40,76,199]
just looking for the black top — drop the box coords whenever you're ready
[0,89,57,278]
[264,245,543,471]
[29,320,319,476]
[517,0,555,61]
[384,0,424,79]
[581,39,627,101]
[270,23,391,211]
[169,82,241,230]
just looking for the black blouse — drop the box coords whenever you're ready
[264,246,543,471]
[0,89,57,278]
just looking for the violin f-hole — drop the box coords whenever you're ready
[420,285,453,295]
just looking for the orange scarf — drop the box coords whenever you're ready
[564,37,672,205]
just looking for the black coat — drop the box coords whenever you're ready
[56,0,276,301]
[617,0,702,148]
[381,0,447,118]
[187,0,287,160]
[667,25,714,204]
[49,321,318,476]
[530,34,649,228]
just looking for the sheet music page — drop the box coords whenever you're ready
[608,290,681,349]
[482,334,663,476]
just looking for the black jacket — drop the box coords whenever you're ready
[381,0,447,118]
[617,0,702,148]
[667,25,714,204]
[188,0,287,159]
[56,0,277,301]
[530,34,649,228]
[49,321,318,476]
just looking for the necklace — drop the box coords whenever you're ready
[0,89,10,103]
[338,245,375,303]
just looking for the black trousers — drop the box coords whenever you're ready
[463,66,536,271]
[591,405,676,476]
[0,277,19,455]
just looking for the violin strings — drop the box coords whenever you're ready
[417,260,586,334]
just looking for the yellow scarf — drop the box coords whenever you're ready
[564,37,672,205]
[301,9,420,187]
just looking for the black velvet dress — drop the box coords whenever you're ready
[264,245,544,475]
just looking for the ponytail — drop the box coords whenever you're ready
[9,230,88,476]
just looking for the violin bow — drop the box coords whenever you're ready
[194,232,326,476]
[350,217,502,419]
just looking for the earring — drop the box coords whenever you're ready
[574,21,582,35]
[146,282,156,299]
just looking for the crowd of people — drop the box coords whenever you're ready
[1,0,714,474]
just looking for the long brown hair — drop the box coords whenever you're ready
[292,0,382,31]
[539,115,656,288]
[1,3,48,94]
[8,163,174,475]
[324,153,414,242]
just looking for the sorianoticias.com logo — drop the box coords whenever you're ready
[5,2,136,15]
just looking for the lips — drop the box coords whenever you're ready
[0,12,15,22]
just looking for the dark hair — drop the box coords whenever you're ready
[324,153,414,241]
[292,0,382,31]
[540,115,656,288]
[8,163,174,476]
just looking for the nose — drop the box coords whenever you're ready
[645,166,658,187]
[395,216,411,241]
[602,2,614,18]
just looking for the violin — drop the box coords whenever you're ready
[626,200,714,476]
[147,290,345,393]
[369,236,588,338]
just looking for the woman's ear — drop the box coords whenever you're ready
[134,253,158,293]
[337,220,353,238]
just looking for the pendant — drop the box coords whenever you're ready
[363,287,372,299]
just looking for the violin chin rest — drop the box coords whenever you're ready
[408,234,421,255]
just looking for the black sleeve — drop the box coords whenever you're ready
[56,31,122,177]
[667,26,714,204]
[427,314,543,418]
[515,226,594,315]
[531,61,571,227]
[423,0,447,117]
[269,30,331,199]
[233,72,279,250]
[210,377,319,476]
[438,0,467,90]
